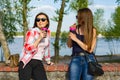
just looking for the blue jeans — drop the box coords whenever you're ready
[69,54,95,80]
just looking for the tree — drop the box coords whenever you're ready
[0,0,40,63]
[103,6,120,55]
[0,0,18,43]
[116,0,120,5]
[104,6,120,38]
[18,0,41,41]
[69,0,89,12]
[112,6,120,38]
[52,0,69,63]
[69,0,93,12]
[0,11,10,63]
[0,0,18,63]
[14,0,38,41]
[93,8,106,34]
[17,0,30,41]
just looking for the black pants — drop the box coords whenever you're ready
[18,59,47,80]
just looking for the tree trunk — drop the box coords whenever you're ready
[0,12,10,64]
[22,0,28,42]
[54,0,66,63]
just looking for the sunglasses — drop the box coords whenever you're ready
[76,15,82,20]
[36,18,47,22]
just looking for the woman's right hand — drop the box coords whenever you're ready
[69,32,77,42]
[67,23,76,48]
[39,30,47,39]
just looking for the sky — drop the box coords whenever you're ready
[28,0,118,32]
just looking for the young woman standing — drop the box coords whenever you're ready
[18,12,53,80]
[67,8,97,80]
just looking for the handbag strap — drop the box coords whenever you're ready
[92,53,99,63]
[83,51,91,62]
[84,51,98,63]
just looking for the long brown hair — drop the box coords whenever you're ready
[33,12,50,28]
[77,8,95,51]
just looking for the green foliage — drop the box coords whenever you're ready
[60,31,69,47]
[52,0,69,22]
[0,0,36,44]
[0,0,17,43]
[16,32,23,36]
[51,31,69,49]
[104,6,120,39]
[69,0,88,12]
[52,0,70,63]
[0,0,35,45]
[93,8,106,34]
[51,9,59,22]
[102,6,120,55]
[116,0,120,5]
[112,6,120,27]
[51,32,56,37]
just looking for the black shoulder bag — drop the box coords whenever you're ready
[84,52,104,76]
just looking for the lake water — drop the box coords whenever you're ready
[0,37,120,61]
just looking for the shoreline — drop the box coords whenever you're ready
[0,54,120,65]
[51,54,120,64]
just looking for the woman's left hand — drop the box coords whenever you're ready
[47,61,54,65]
